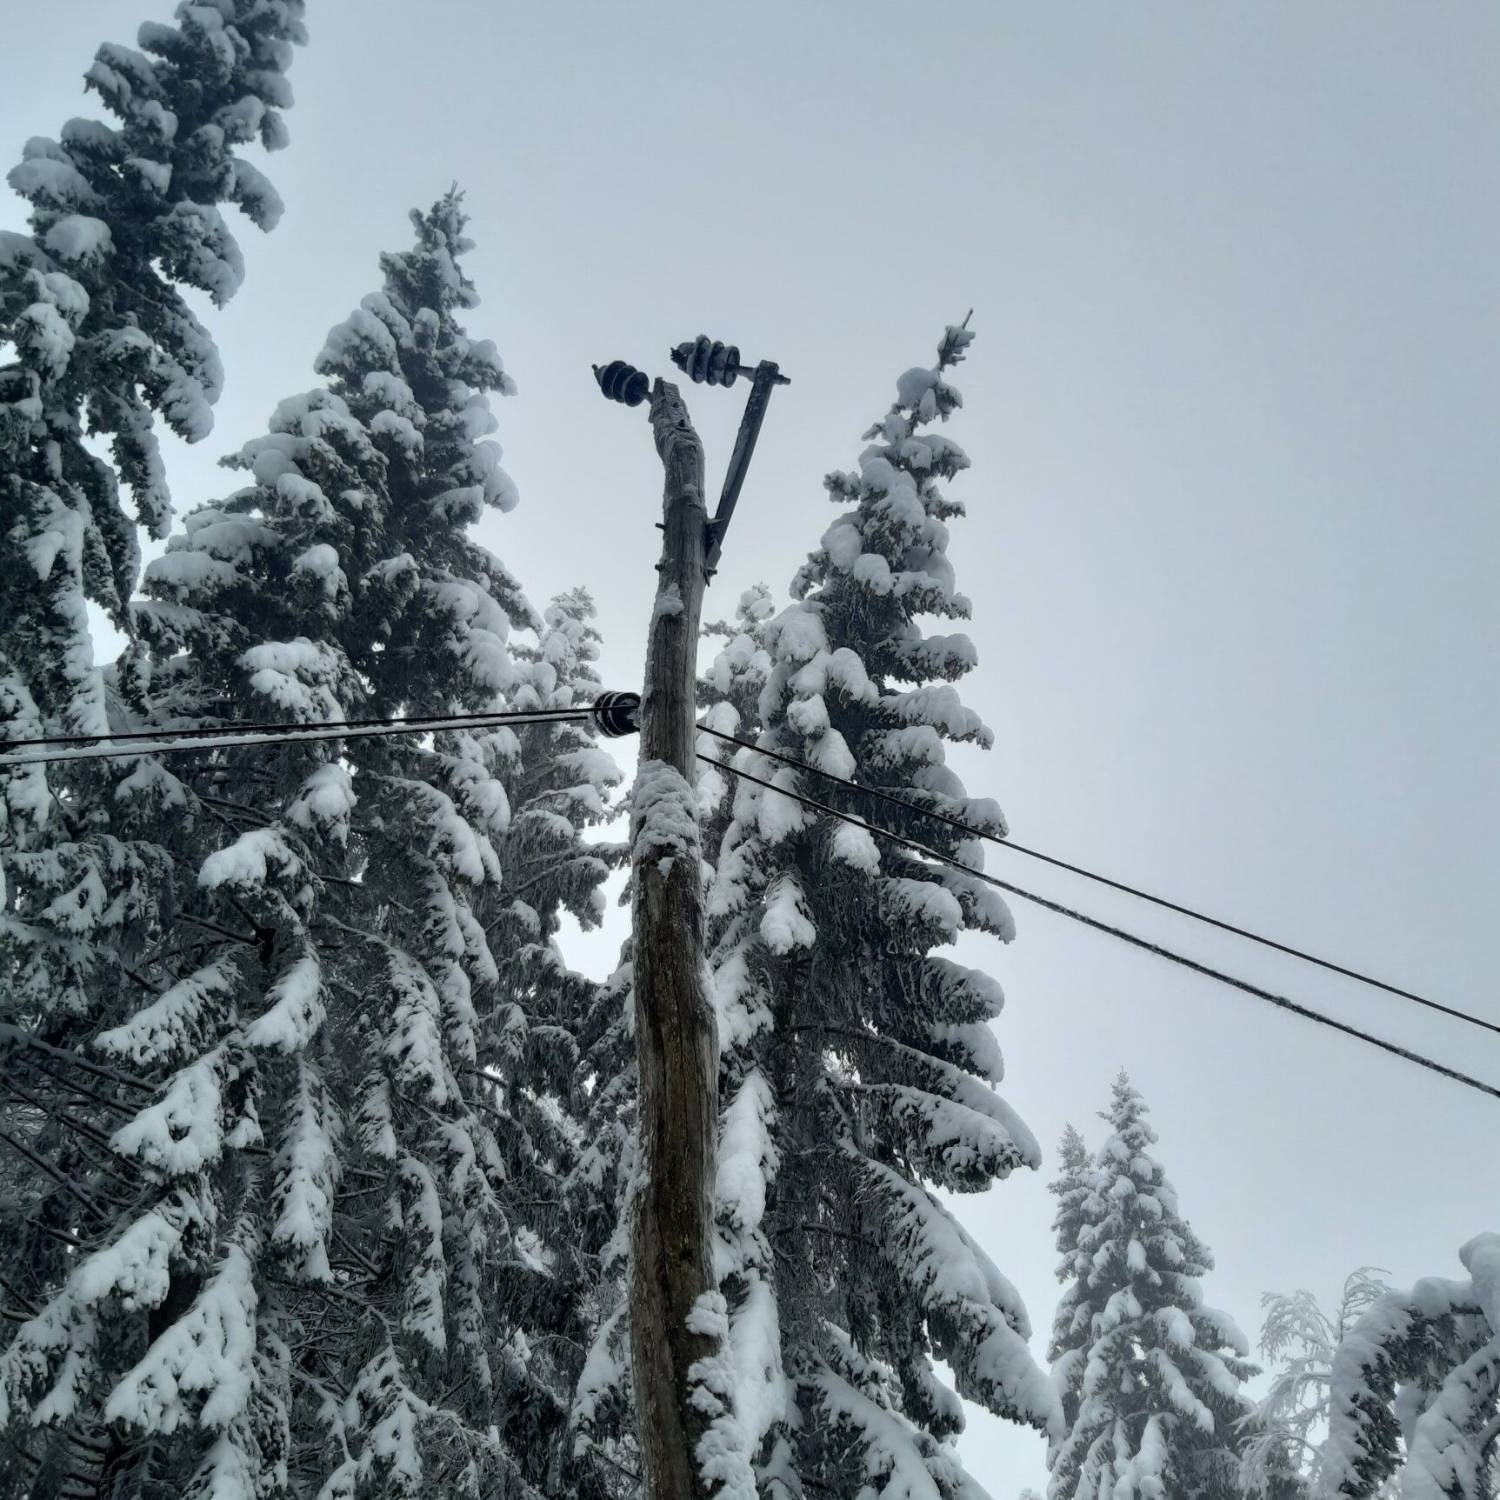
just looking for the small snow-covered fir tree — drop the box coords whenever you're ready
[491,587,619,958]
[1322,1234,1500,1500]
[1240,1270,1391,1498]
[1046,1073,1264,1500]
[1048,1123,1100,1439]
[696,581,776,851]
[700,322,1059,1497]
[479,587,626,1490]
[557,947,639,1497]
[0,191,570,1500]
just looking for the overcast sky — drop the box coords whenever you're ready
[5,3,1498,1492]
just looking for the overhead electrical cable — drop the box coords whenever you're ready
[705,753,1500,1105]
[9,695,1487,1088]
[697,723,1496,1042]
[0,705,592,768]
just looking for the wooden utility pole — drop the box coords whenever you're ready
[595,337,784,1499]
[628,376,721,1500]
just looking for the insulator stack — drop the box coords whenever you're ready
[591,690,642,738]
[670,335,741,388]
[594,360,650,407]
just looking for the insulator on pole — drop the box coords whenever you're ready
[670,335,741,388]
[591,690,642,738]
[594,360,650,407]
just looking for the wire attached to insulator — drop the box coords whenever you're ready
[590,691,642,738]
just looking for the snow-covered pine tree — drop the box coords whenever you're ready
[478,587,627,1488]
[0,0,310,1204]
[556,946,639,1498]
[1048,1123,1099,1441]
[0,192,552,1500]
[700,322,1059,1497]
[492,587,620,960]
[0,0,307,781]
[701,584,776,725]
[1,10,306,1494]
[1322,1234,1500,1500]
[695,582,776,885]
[1239,1270,1391,1498]
[1046,1072,1264,1500]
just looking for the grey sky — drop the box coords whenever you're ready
[6,3,1498,1491]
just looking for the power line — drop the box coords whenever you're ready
[0,706,592,769]
[698,724,1497,1042]
[11,696,1489,1096]
[2,702,588,753]
[704,754,1500,1105]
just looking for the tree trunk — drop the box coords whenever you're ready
[628,378,721,1500]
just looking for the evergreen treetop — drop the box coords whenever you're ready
[1046,1073,1262,1500]
[698,322,1058,1498]
[0,0,308,741]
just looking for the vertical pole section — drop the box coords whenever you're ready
[629,377,720,1500]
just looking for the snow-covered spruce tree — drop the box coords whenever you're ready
[699,323,1060,1497]
[1047,1123,1099,1440]
[0,193,551,1499]
[1239,1270,1392,1498]
[556,947,640,1498]
[1321,1234,1500,1500]
[491,587,620,961]
[0,0,307,785]
[0,0,309,1230]
[695,583,776,863]
[478,587,628,1490]
[1046,1073,1273,1500]
[0,8,306,1493]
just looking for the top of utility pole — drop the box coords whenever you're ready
[594,333,789,575]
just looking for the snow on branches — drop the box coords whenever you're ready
[0,186,623,1500]
[693,321,1055,1497]
[1044,1075,1278,1500]
[1323,1233,1500,1500]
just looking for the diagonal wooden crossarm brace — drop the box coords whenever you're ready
[704,359,785,574]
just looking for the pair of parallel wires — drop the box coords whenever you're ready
[2,699,1495,1102]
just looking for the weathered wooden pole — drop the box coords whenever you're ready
[628,376,721,1500]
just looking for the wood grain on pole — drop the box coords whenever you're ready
[629,377,721,1500]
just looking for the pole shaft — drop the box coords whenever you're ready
[628,378,720,1500]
